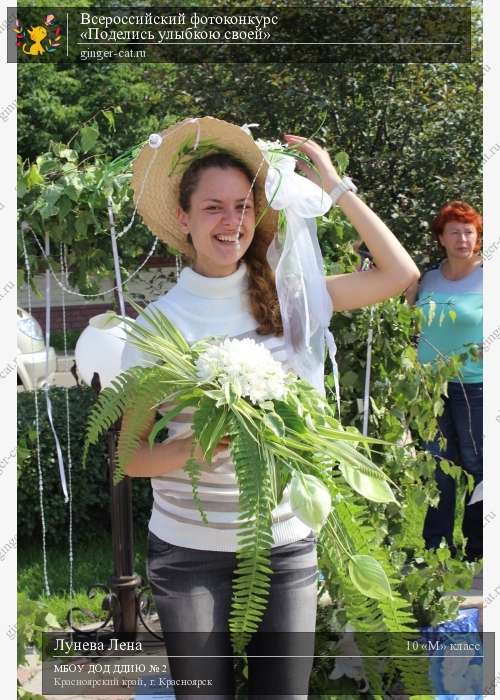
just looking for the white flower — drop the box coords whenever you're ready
[254,138,286,153]
[195,337,289,406]
[328,625,369,691]
[254,138,293,168]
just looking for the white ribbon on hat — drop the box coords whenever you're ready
[264,151,340,409]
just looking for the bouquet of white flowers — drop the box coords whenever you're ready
[83,301,398,652]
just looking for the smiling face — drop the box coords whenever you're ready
[438,220,479,260]
[176,166,256,278]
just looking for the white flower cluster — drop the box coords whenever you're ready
[254,138,286,152]
[254,138,291,168]
[195,337,289,405]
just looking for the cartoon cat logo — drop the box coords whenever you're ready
[14,14,62,56]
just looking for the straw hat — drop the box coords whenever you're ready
[130,116,279,257]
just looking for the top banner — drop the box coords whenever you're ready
[8,6,471,64]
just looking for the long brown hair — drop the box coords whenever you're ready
[178,153,283,336]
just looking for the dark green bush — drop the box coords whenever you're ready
[17,387,153,545]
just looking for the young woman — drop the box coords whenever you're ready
[120,116,419,698]
[406,201,483,561]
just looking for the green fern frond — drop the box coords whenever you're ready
[82,366,150,468]
[184,456,209,525]
[114,367,179,482]
[228,414,274,653]
[318,478,431,695]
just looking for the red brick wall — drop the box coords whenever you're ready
[30,303,140,334]
[26,255,180,334]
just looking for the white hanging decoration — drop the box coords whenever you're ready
[44,230,69,504]
[60,243,75,596]
[148,132,163,149]
[262,147,339,408]
[75,312,133,389]
[20,228,51,597]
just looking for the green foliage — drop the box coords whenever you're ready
[81,307,405,656]
[17,50,482,693]
[83,365,153,479]
[318,488,432,695]
[18,57,481,284]
[17,591,61,668]
[315,209,479,638]
[17,387,153,545]
[17,111,164,298]
[49,330,80,352]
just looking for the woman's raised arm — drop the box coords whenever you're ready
[284,134,420,312]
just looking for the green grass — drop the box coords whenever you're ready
[18,531,149,627]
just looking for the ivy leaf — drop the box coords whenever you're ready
[75,216,88,238]
[36,155,60,175]
[79,125,99,153]
[436,546,450,563]
[44,184,64,205]
[59,148,78,162]
[44,612,61,629]
[57,196,73,219]
[339,464,397,504]
[334,151,349,173]
[26,164,44,188]
[433,399,443,416]
[348,555,392,600]
[38,199,58,221]
[102,110,115,131]
[64,184,82,202]
[17,173,28,198]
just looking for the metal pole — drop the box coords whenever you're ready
[90,372,142,636]
[107,421,142,636]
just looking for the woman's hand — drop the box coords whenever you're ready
[283,134,341,194]
[191,435,232,464]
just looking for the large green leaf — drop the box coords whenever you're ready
[79,125,99,153]
[348,555,392,601]
[339,464,398,504]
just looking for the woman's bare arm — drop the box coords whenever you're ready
[323,192,419,310]
[118,408,230,478]
[404,279,420,306]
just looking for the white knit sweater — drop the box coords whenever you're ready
[121,262,311,551]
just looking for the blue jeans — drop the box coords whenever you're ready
[423,381,483,559]
[147,530,318,698]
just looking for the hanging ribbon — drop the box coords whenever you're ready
[263,151,340,411]
[44,231,69,503]
[360,257,375,436]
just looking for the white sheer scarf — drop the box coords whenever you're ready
[263,151,339,408]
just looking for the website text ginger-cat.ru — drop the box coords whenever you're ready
[80,48,147,61]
